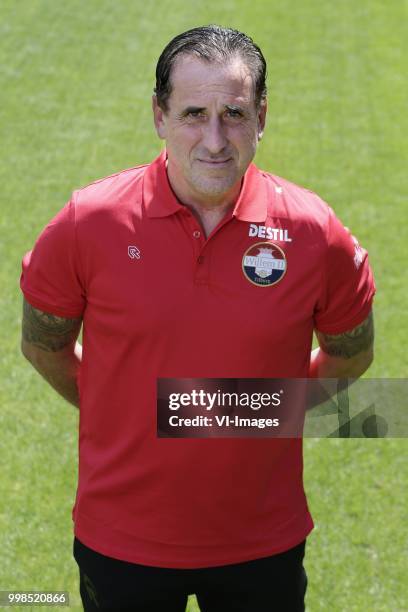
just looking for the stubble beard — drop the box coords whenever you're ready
[189,163,242,200]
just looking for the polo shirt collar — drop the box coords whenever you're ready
[143,149,269,222]
[232,161,268,222]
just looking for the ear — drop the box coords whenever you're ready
[152,95,167,140]
[257,99,267,141]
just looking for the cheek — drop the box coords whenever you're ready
[170,126,201,154]
[231,127,258,156]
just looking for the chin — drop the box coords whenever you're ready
[196,181,236,198]
[191,174,240,198]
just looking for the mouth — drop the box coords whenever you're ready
[197,158,233,166]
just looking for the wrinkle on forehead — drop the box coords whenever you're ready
[169,55,255,107]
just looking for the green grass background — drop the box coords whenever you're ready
[1,0,407,610]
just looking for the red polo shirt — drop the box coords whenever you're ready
[20,151,375,568]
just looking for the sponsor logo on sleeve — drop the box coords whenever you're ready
[344,228,364,270]
[242,242,287,287]
[353,238,364,269]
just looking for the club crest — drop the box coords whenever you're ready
[242,241,287,287]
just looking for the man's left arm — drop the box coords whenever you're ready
[310,310,374,378]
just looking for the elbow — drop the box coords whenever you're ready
[351,345,374,378]
[363,343,374,369]
[21,338,32,361]
[366,344,374,367]
[21,338,39,365]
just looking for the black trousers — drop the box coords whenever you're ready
[73,537,307,612]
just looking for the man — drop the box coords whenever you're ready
[20,25,375,611]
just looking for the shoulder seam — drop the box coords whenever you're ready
[260,171,314,196]
[76,164,149,191]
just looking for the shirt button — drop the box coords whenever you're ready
[197,255,204,264]
[193,230,201,239]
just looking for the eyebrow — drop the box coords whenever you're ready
[180,104,246,115]
[224,104,245,113]
[181,106,206,115]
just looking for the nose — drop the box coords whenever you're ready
[201,116,228,156]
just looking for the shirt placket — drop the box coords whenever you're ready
[179,210,233,287]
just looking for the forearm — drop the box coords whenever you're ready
[307,346,373,410]
[307,312,374,407]
[21,299,83,407]
[309,346,373,379]
[22,340,82,408]
[311,311,374,379]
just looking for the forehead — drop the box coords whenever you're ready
[168,54,255,108]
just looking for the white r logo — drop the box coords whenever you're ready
[128,245,141,259]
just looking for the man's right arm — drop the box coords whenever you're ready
[21,298,83,408]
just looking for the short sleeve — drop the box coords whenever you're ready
[314,208,376,334]
[20,197,86,318]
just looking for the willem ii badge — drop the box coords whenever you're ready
[242,242,287,287]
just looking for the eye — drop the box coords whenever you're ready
[224,107,245,124]
[227,109,241,117]
[184,110,205,120]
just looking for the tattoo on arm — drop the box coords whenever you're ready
[22,300,82,352]
[316,311,374,359]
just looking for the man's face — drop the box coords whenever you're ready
[153,54,266,204]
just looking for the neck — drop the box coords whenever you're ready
[167,175,242,211]
[166,164,242,236]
